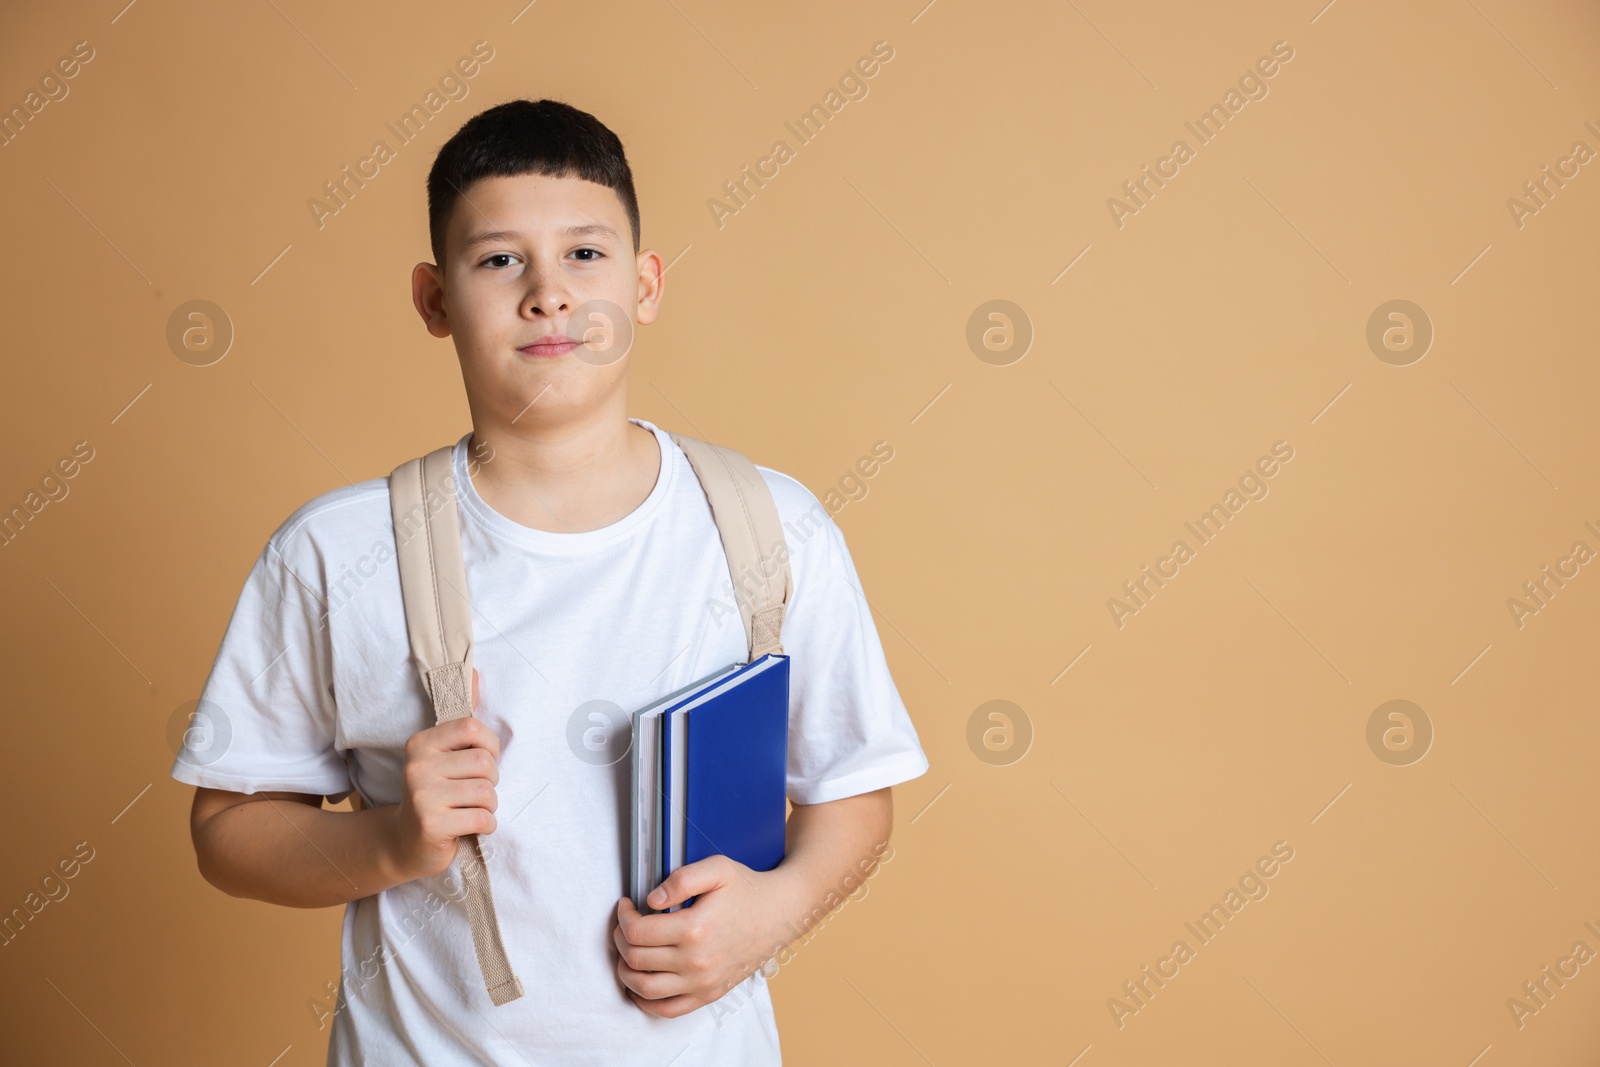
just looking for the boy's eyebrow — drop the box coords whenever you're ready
[460,223,620,248]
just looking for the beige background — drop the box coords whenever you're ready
[2,0,1598,1063]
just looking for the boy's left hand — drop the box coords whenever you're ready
[612,854,787,1018]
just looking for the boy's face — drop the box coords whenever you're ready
[412,172,661,430]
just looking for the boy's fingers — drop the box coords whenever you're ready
[472,667,480,709]
[439,747,499,785]
[612,928,677,977]
[428,715,501,760]
[615,897,680,948]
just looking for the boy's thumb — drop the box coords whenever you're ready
[648,859,720,909]
[646,880,675,909]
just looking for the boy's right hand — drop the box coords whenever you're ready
[385,667,501,881]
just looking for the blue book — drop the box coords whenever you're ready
[631,653,790,914]
[628,661,741,912]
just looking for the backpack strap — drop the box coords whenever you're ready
[389,445,526,1008]
[666,432,791,659]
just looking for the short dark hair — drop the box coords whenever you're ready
[426,98,640,268]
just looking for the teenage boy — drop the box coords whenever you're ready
[171,98,928,1065]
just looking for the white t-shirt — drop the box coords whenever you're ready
[169,417,929,1066]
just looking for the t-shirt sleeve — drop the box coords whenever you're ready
[784,514,930,805]
[168,538,351,798]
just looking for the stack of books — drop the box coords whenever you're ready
[629,653,791,913]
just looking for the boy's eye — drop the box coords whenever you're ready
[479,249,602,268]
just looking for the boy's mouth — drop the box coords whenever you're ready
[518,335,580,358]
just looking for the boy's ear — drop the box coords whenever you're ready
[634,248,665,327]
[412,261,451,338]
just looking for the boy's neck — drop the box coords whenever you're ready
[465,412,661,535]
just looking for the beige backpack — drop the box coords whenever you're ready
[377,430,791,1006]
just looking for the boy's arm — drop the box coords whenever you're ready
[190,670,503,909]
[770,786,894,923]
[190,787,415,909]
